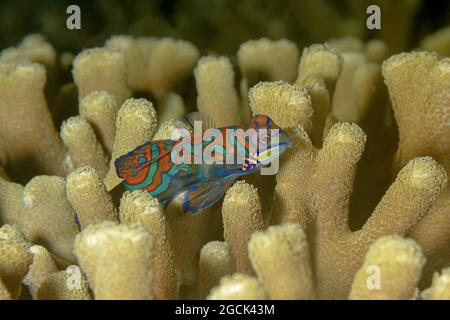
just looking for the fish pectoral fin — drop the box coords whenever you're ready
[181,175,237,214]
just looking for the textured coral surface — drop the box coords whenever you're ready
[0,0,449,300]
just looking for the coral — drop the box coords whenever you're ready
[66,166,118,229]
[119,190,178,299]
[382,52,450,284]
[104,98,158,190]
[74,222,154,300]
[78,91,119,155]
[60,116,110,177]
[237,38,299,84]
[349,235,426,300]
[207,273,267,300]
[23,245,59,298]
[35,265,91,300]
[222,181,264,274]
[0,224,32,299]
[0,1,449,300]
[421,268,450,300]
[0,62,65,181]
[198,241,234,299]
[248,224,316,299]
[72,48,131,105]
[194,56,241,127]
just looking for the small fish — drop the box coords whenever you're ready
[115,113,292,214]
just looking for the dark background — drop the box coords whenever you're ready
[0,0,448,54]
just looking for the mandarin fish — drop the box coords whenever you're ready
[115,113,292,214]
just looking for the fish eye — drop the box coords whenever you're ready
[260,134,271,144]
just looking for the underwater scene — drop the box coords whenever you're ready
[0,0,449,302]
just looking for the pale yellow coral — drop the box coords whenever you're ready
[74,222,155,300]
[60,116,109,178]
[79,91,119,154]
[194,56,241,127]
[104,98,158,190]
[237,38,299,83]
[35,265,91,300]
[147,38,199,99]
[248,224,316,299]
[222,181,264,274]
[249,81,313,131]
[66,166,118,229]
[198,241,234,299]
[382,52,450,283]
[421,268,450,300]
[0,224,32,299]
[349,235,426,300]
[21,176,79,263]
[23,245,59,299]
[119,190,178,299]
[0,34,56,68]
[0,62,65,179]
[207,273,266,300]
[421,26,450,57]
[295,44,342,145]
[73,47,131,105]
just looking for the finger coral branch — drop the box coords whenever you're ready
[207,273,266,300]
[361,157,447,240]
[420,26,450,57]
[0,34,56,68]
[421,268,450,300]
[73,48,131,105]
[0,224,32,299]
[332,52,380,123]
[119,190,177,299]
[21,176,79,262]
[74,222,154,300]
[382,52,449,172]
[295,44,342,145]
[66,166,118,229]
[60,116,109,178]
[272,127,316,225]
[79,91,119,154]
[104,98,158,190]
[35,265,91,300]
[147,38,199,99]
[198,241,234,299]
[0,62,65,179]
[158,93,186,125]
[194,56,241,127]
[23,245,58,299]
[312,123,366,237]
[222,181,264,274]
[349,235,426,300]
[248,224,316,299]
[105,35,157,92]
[165,200,217,287]
[382,52,450,282]
[0,276,11,300]
[248,81,313,131]
[237,38,299,84]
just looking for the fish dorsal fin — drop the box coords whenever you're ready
[174,112,216,136]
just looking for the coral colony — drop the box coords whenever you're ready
[0,0,449,300]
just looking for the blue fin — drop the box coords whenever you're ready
[181,175,238,214]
